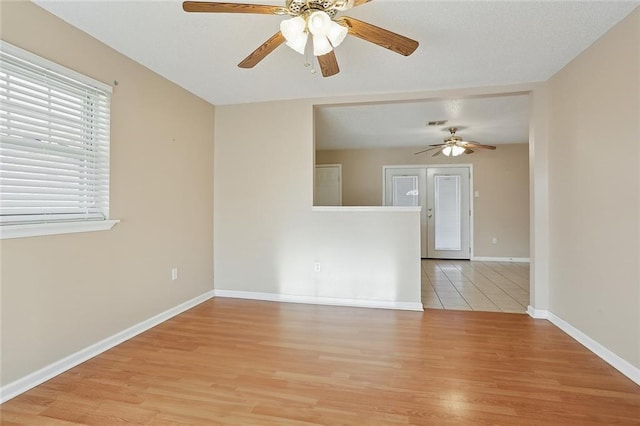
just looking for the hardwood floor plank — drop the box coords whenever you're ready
[1,298,639,425]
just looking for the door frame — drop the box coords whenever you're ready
[382,164,474,260]
[315,164,342,206]
[382,167,428,257]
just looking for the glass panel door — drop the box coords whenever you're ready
[434,175,461,250]
[427,167,470,259]
[392,175,419,207]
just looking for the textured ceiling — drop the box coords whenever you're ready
[33,0,638,106]
[315,94,531,150]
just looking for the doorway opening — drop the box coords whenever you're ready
[384,165,472,260]
[313,90,537,314]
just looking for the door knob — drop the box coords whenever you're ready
[428,214,432,218]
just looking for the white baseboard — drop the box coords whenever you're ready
[213,289,424,312]
[471,256,530,262]
[0,290,215,404]
[527,307,640,386]
[527,305,549,319]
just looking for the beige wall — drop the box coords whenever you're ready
[0,2,215,385]
[548,8,639,367]
[316,144,530,258]
[214,82,548,316]
[214,100,422,307]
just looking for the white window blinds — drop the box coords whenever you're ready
[0,41,112,226]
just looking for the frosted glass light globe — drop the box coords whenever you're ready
[280,16,308,55]
[452,145,466,156]
[308,11,331,36]
[313,35,333,56]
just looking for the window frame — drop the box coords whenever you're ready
[0,41,118,239]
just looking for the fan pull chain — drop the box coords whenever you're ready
[304,38,317,74]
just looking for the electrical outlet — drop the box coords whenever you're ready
[171,267,178,281]
[314,262,321,272]
[492,237,498,245]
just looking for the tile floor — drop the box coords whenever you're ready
[421,259,530,313]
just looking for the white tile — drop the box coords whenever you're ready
[420,260,529,314]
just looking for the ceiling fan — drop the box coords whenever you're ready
[182,0,419,77]
[414,127,497,157]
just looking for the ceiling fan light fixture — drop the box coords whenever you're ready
[327,21,348,47]
[312,34,333,56]
[286,32,309,55]
[280,16,308,54]
[308,11,332,36]
[442,145,466,157]
[451,145,466,156]
[308,11,347,55]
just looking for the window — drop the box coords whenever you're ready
[0,41,117,239]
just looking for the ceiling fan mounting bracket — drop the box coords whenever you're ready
[286,0,338,17]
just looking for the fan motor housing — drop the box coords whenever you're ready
[287,0,338,17]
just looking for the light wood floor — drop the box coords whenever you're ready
[422,260,530,313]
[2,298,639,425]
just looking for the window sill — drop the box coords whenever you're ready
[0,220,120,240]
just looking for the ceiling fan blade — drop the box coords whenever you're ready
[429,143,446,147]
[317,51,340,77]
[353,0,372,6]
[464,142,496,150]
[432,149,442,157]
[336,16,419,56]
[238,32,285,68]
[183,1,285,15]
[464,148,474,154]
[413,146,442,155]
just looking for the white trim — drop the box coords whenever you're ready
[472,256,530,263]
[213,289,424,312]
[468,166,474,260]
[312,206,421,213]
[526,308,640,386]
[526,305,549,319]
[0,220,120,240]
[0,290,215,403]
[382,163,474,170]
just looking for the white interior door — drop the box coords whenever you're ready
[315,164,342,206]
[384,167,427,257]
[426,167,471,259]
